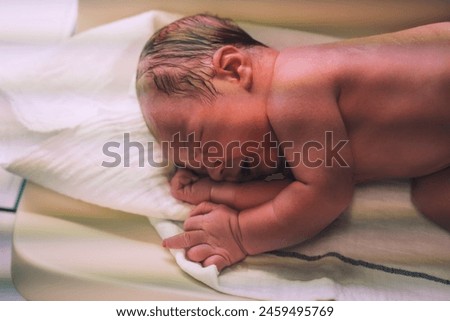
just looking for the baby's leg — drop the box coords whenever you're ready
[411,167,450,231]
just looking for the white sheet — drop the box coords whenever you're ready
[1,10,449,300]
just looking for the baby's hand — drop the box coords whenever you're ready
[170,169,213,205]
[162,202,247,272]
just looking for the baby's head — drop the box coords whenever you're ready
[137,14,280,181]
[136,14,265,103]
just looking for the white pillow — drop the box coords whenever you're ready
[0,11,192,220]
[0,10,337,220]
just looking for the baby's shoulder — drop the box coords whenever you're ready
[267,47,342,125]
[267,47,349,149]
[271,47,332,88]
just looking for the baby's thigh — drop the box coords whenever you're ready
[411,167,450,231]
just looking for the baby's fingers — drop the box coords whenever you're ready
[203,255,229,272]
[162,230,206,249]
[180,172,199,186]
[185,244,230,271]
[183,215,204,231]
[172,169,198,186]
[189,201,219,217]
[186,244,214,262]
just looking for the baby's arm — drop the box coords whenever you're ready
[171,168,291,210]
[211,179,291,210]
[235,65,355,255]
[164,168,352,271]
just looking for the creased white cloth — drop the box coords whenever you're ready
[1,10,449,300]
[0,11,191,220]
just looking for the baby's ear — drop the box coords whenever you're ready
[212,45,252,91]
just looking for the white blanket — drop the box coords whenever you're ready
[1,10,449,300]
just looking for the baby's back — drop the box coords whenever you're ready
[272,23,450,182]
[337,41,450,181]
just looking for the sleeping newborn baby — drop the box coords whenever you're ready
[136,14,450,271]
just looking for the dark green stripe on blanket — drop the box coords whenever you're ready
[271,250,450,286]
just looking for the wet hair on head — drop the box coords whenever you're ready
[136,14,265,103]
